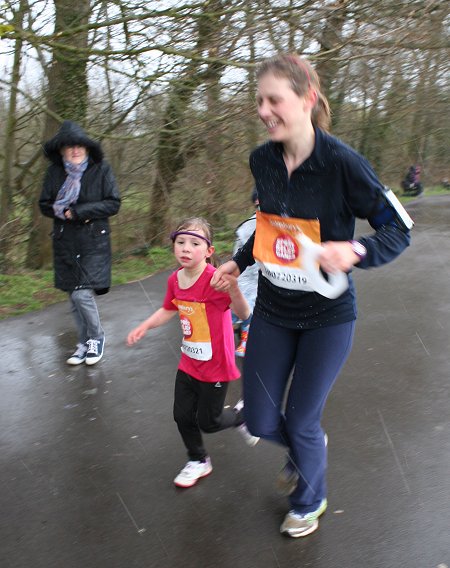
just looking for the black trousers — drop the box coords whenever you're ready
[173,370,240,461]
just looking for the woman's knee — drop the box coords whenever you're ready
[246,414,281,438]
[285,415,322,442]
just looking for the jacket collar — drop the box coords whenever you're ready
[267,126,332,174]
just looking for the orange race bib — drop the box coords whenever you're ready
[172,299,212,361]
[253,211,321,291]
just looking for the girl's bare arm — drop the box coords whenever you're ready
[223,274,250,321]
[127,307,177,345]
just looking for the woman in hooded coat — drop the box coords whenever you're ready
[39,121,121,365]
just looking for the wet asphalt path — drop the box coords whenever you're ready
[0,196,449,568]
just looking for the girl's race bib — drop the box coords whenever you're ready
[172,299,212,361]
[252,211,321,291]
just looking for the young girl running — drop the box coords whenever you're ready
[127,217,259,488]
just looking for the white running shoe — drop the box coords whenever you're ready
[280,498,328,538]
[174,458,213,488]
[234,399,260,447]
[236,423,260,447]
[66,343,87,365]
[234,399,245,414]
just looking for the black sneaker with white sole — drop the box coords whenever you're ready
[85,336,105,365]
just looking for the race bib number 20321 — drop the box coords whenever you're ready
[172,299,213,361]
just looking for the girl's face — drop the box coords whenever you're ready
[256,72,313,143]
[61,145,88,165]
[173,229,214,270]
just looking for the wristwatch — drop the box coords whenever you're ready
[348,240,367,261]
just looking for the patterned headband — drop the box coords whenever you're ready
[170,230,212,247]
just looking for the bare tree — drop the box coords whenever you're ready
[0,0,29,268]
[0,0,448,272]
[26,0,91,268]
[145,0,227,244]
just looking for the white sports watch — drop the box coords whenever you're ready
[349,240,367,261]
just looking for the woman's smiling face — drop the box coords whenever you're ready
[256,72,311,144]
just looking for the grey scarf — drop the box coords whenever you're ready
[52,158,89,220]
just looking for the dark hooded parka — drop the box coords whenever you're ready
[39,121,121,293]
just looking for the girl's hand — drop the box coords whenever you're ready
[127,324,148,346]
[318,241,361,273]
[210,260,240,291]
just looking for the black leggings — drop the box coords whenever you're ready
[173,370,240,461]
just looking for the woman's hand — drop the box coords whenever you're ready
[210,260,240,291]
[218,273,239,293]
[318,241,361,273]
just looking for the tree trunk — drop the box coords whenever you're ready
[26,0,91,269]
[246,8,258,152]
[0,0,28,269]
[315,0,348,96]
[145,1,225,244]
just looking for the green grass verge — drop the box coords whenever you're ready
[0,271,65,318]
[0,239,234,320]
